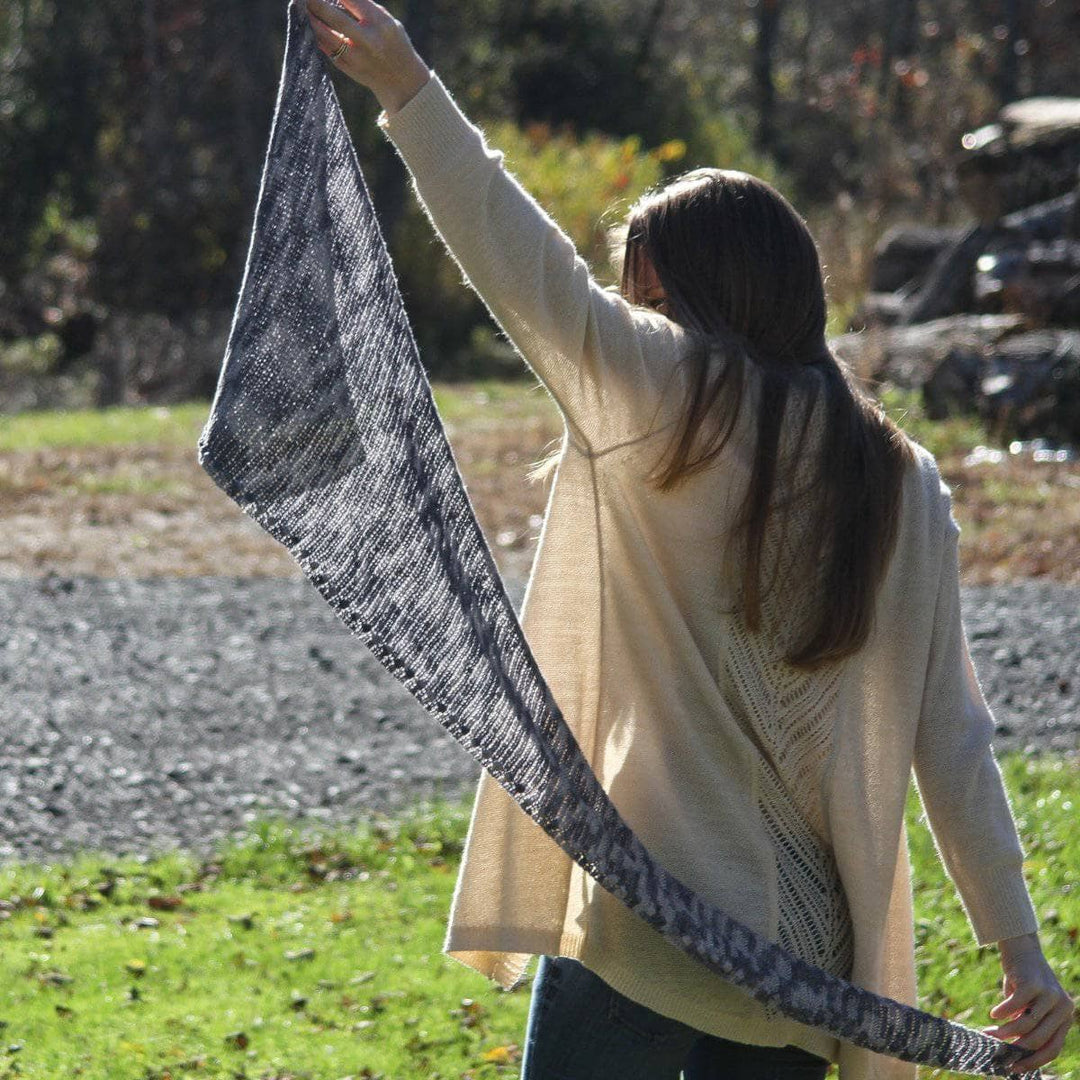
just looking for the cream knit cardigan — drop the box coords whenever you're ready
[377,71,1040,1079]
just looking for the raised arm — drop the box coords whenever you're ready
[373,70,694,454]
[306,0,694,451]
[911,475,1040,948]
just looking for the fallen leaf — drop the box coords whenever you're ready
[148,895,183,911]
[482,1044,520,1065]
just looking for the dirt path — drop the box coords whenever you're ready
[2,438,1078,584]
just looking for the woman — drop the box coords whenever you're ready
[303,1,1074,1077]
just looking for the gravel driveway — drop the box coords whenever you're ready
[1,574,1076,864]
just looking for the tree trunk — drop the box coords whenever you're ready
[797,0,817,100]
[881,0,917,128]
[634,0,668,77]
[998,0,1022,106]
[141,0,164,175]
[754,0,782,153]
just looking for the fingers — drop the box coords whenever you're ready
[338,0,385,23]
[1006,1014,1074,1073]
[992,996,1075,1074]
[303,0,425,105]
[990,984,1040,1021]
[1013,1003,1061,1047]
[990,981,1030,1017]
[306,0,366,41]
[987,996,1053,1040]
[308,16,344,54]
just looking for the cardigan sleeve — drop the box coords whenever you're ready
[376,71,692,454]
[911,475,1040,948]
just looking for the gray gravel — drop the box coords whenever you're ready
[0,574,1076,864]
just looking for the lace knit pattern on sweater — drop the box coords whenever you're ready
[722,488,855,1019]
[196,4,1040,1076]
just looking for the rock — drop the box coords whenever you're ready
[847,291,909,331]
[830,314,1025,391]
[979,330,1080,443]
[896,225,998,325]
[1000,189,1078,241]
[868,225,967,294]
[957,97,1080,219]
[855,128,1080,448]
[0,575,1071,864]
[974,238,1080,326]
[924,330,1080,443]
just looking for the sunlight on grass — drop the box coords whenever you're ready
[431,378,558,429]
[908,752,1080,1078]
[0,383,983,459]
[0,752,1075,1078]
[0,403,211,452]
[0,383,988,472]
[3,386,1077,583]
[878,385,992,461]
[0,382,560,453]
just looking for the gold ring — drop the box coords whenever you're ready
[330,37,350,61]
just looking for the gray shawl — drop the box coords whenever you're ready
[197,3,1039,1075]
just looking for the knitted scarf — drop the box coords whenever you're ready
[197,3,1040,1076]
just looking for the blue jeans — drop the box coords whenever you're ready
[520,955,832,1080]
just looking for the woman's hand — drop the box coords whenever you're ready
[981,944,1076,1074]
[305,0,431,116]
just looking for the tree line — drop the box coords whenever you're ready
[0,0,1074,396]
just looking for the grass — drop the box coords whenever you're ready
[908,752,1080,1079]
[0,404,210,453]
[865,386,1080,582]
[877,385,990,462]
[0,381,1017,473]
[2,382,1078,583]
[0,752,1076,1079]
[0,797,511,1080]
[0,381,557,454]
[0,382,566,581]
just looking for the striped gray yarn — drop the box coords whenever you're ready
[197,4,1041,1076]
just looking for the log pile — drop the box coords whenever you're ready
[837,97,1080,447]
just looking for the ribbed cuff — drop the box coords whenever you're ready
[376,69,479,177]
[962,861,1040,947]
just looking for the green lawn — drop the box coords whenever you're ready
[0,380,560,454]
[0,381,990,464]
[0,751,1075,1079]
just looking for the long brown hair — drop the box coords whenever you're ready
[579,168,914,671]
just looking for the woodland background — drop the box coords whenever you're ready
[1,0,1078,401]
